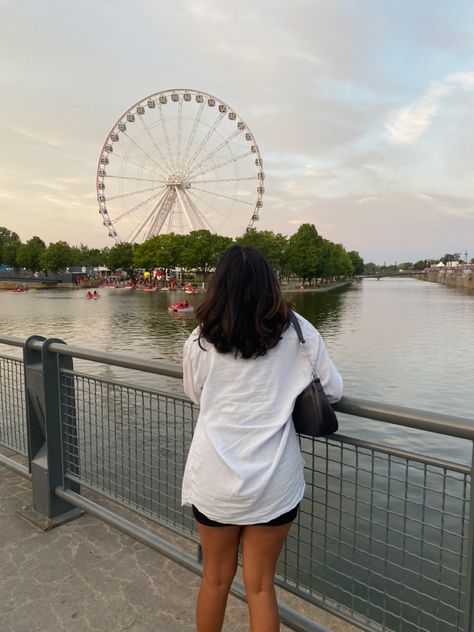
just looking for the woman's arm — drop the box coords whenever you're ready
[183,334,203,405]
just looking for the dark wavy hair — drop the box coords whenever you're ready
[196,245,291,359]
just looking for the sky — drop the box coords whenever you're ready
[0,0,473,264]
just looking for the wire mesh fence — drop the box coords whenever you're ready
[61,370,198,538]
[279,436,470,632]
[0,354,27,456]
[59,367,470,632]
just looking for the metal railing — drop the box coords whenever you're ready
[0,333,473,632]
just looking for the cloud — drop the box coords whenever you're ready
[385,71,474,144]
[3,124,63,147]
[30,178,67,191]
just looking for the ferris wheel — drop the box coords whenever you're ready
[96,89,264,243]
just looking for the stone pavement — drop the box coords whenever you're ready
[0,463,359,632]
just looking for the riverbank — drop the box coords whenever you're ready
[0,281,101,290]
[281,280,353,294]
[423,269,474,291]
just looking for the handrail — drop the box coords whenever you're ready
[0,335,25,348]
[1,332,474,441]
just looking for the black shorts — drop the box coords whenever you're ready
[192,504,299,527]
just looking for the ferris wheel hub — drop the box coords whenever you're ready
[167,175,191,189]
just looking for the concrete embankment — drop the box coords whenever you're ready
[423,269,474,291]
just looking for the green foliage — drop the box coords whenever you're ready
[133,233,184,270]
[106,242,135,272]
[16,236,46,271]
[0,227,20,266]
[2,239,21,268]
[236,229,288,273]
[348,250,365,275]
[40,241,74,273]
[441,253,461,264]
[70,244,106,267]
[413,260,428,270]
[180,230,232,274]
[286,224,324,282]
[363,262,378,274]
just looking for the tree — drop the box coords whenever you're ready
[441,253,460,264]
[413,260,429,270]
[0,227,20,264]
[133,233,186,271]
[2,239,21,268]
[348,250,365,275]
[40,241,74,273]
[286,224,325,283]
[364,262,378,274]
[16,236,46,271]
[235,229,288,273]
[325,242,354,277]
[70,244,106,267]
[106,242,135,272]
[180,230,232,276]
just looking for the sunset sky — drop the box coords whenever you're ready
[1,0,473,263]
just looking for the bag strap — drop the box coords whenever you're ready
[290,311,305,344]
[290,312,317,379]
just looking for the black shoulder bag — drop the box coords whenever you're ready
[290,313,338,437]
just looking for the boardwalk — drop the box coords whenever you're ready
[0,460,358,632]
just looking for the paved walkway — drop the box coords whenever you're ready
[0,462,359,632]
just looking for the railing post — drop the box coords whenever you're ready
[19,336,82,530]
[464,442,474,631]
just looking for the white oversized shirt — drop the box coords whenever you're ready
[181,312,343,524]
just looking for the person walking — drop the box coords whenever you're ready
[182,245,342,632]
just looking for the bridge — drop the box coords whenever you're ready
[362,270,427,279]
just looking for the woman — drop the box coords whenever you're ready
[182,246,342,632]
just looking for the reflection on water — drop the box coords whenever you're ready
[0,279,473,463]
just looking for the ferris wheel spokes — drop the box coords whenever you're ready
[128,190,169,243]
[144,188,177,240]
[120,131,169,180]
[180,100,206,174]
[189,149,254,181]
[187,189,243,231]
[184,127,243,179]
[176,98,184,173]
[158,104,177,172]
[191,186,254,207]
[137,113,175,174]
[112,187,167,224]
[181,110,227,175]
[105,183,167,202]
[181,188,213,231]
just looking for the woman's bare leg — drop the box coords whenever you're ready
[196,524,242,632]
[241,522,292,632]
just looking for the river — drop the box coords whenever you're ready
[0,278,472,465]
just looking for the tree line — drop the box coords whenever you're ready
[0,224,364,282]
[364,252,474,275]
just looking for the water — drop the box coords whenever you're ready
[0,278,473,464]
